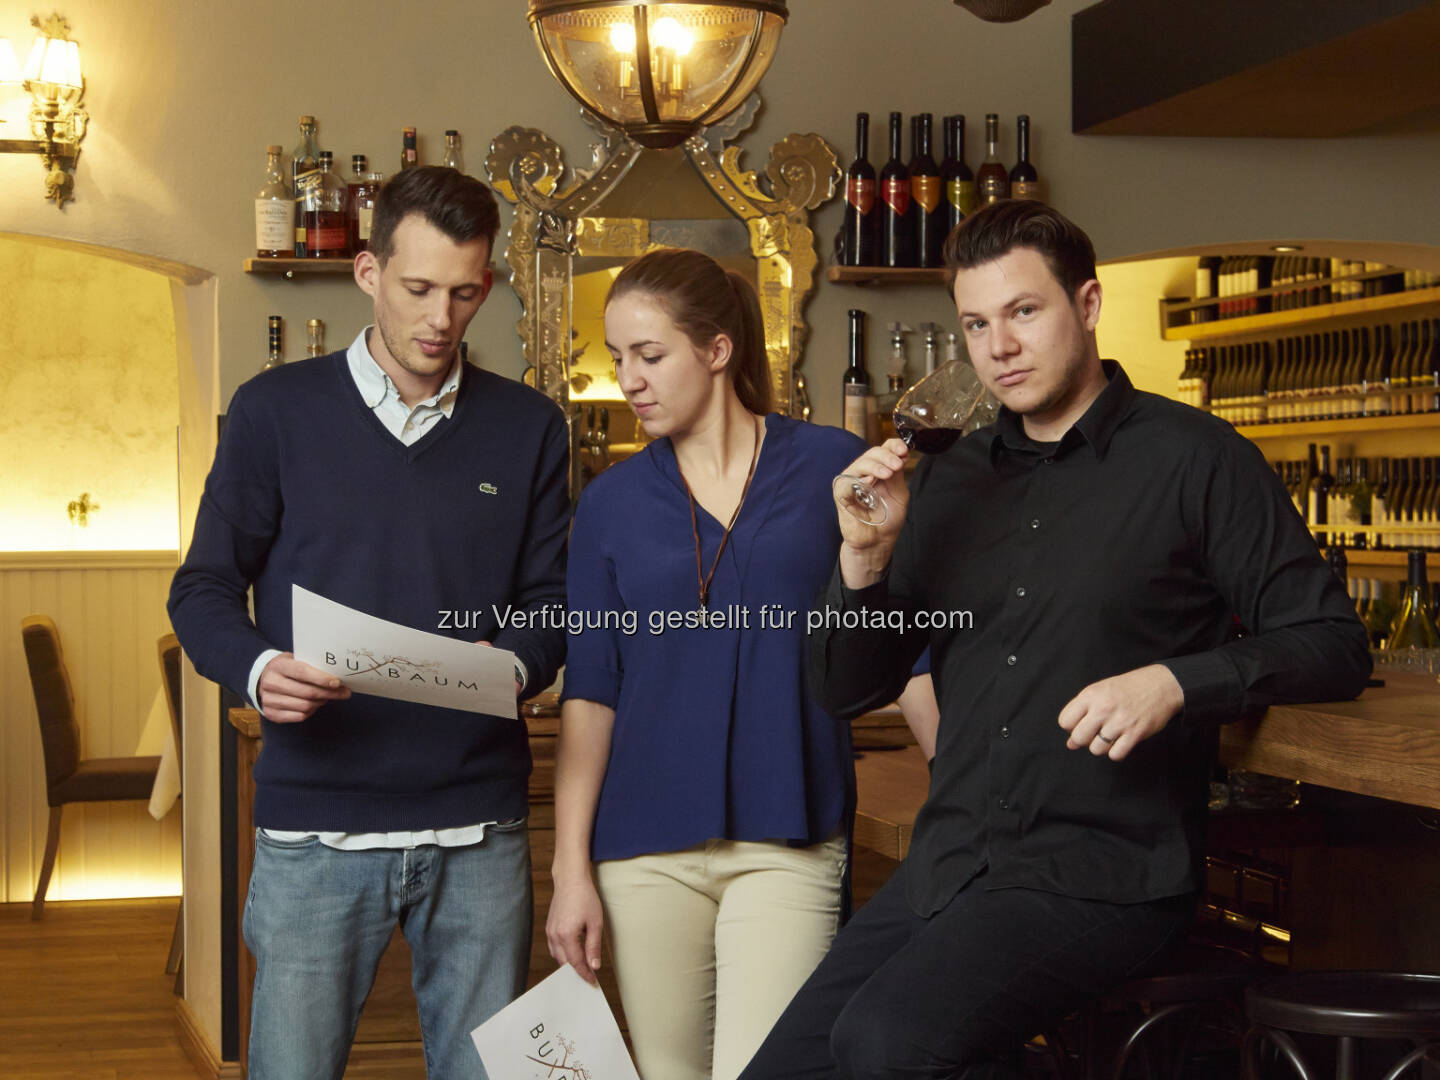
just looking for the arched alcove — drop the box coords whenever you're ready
[0,231,225,1058]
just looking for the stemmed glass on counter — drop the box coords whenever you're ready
[839,359,992,526]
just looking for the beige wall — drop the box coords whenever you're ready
[1,0,1438,428]
[0,236,180,551]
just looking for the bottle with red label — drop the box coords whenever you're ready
[879,111,915,268]
[841,112,877,267]
[910,113,943,268]
[301,151,349,258]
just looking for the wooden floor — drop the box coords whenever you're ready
[0,897,198,1080]
[0,850,903,1080]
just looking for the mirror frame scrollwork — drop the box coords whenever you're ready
[487,98,840,440]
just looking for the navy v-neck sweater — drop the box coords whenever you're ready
[169,351,570,831]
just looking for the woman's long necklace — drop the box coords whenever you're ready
[680,416,761,613]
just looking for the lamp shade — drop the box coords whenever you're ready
[0,38,23,84]
[528,1,787,149]
[24,33,81,88]
[953,0,1051,22]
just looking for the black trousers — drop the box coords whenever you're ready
[739,862,1193,1080]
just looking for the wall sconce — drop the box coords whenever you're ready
[0,13,88,207]
[528,1,787,149]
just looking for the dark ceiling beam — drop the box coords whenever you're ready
[1072,0,1440,136]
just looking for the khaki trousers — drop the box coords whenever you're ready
[595,834,846,1080]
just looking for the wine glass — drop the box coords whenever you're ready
[838,360,992,526]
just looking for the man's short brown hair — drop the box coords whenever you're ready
[943,200,1097,298]
[368,166,501,263]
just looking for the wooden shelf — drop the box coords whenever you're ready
[1332,549,1440,571]
[1161,284,1440,342]
[244,257,353,277]
[1229,411,1440,441]
[827,266,949,287]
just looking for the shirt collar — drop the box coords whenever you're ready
[990,360,1135,464]
[345,326,462,413]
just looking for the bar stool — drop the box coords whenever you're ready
[1243,971,1440,1079]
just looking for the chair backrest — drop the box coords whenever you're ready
[158,632,182,757]
[20,615,81,795]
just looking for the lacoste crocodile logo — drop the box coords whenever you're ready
[478,482,499,495]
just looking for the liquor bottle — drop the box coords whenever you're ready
[254,144,293,258]
[1009,114,1040,200]
[291,115,321,256]
[348,166,383,256]
[443,129,464,172]
[910,114,943,268]
[301,151,349,258]
[347,154,369,205]
[400,127,419,170]
[976,113,1009,205]
[878,112,915,268]
[306,318,326,359]
[876,322,910,443]
[843,309,873,441]
[840,112,877,267]
[1388,549,1440,649]
[262,315,283,372]
[940,115,975,238]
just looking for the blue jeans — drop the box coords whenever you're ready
[739,863,1192,1080]
[243,822,532,1080]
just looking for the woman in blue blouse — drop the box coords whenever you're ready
[547,248,865,1080]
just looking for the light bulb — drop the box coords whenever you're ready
[609,21,636,53]
[651,16,693,55]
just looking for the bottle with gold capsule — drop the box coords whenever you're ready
[306,319,325,359]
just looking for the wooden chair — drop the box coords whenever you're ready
[21,615,161,919]
[158,632,184,987]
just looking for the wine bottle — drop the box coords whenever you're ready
[1193,255,1219,325]
[1388,549,1440,649]
[910,114,943,268]
[262,315,283,372]
[1307,443,1332,545]
[879,112,915,268]
[976,113,1009,204]
[1009,114,1040,200]
[400,126,419,170]
[843,309,873,441]
[254,144,293,258]
[940,115,975,239]
[291,115,320,257]
[841,113,877,267]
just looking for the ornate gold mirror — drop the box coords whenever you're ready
[487,98,838,488]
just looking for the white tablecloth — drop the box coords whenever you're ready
[134,688,180,819]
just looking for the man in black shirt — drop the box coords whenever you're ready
[741,202,1371,1079]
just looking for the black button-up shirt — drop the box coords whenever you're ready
[812,363,1371,915]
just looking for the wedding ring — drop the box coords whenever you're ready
[1096,732,1117,745]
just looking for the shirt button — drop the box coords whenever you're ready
[997,797,1009,810]
[1015,586,1026,598]
[1007,654,1017,666]
[1030,518,1041,529]
[1000,726,1010,738]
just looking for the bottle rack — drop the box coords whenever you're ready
[1159,280,1440,341]
[827,266,949,286]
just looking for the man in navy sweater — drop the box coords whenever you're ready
[169,166,569,1079]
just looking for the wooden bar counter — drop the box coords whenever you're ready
[851,671,1440,972]
[1217,670,1440,811]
